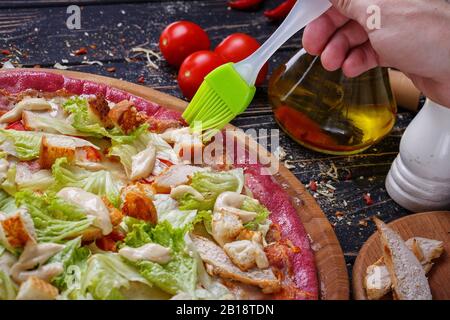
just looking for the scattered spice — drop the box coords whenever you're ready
[363,193,373,205]
[308,180,317,192]
[89,44,97,50]
[359,219,368,227]
[264,0,295,20]
[82,60,103,66]
[228,0,263,10]
[137,75,145,83]
[53,62,69,70]
[74,47,88,56]
[106,67,116,72]
[335,211,344,218]
[1,49,11,55]
[130,47,160,70]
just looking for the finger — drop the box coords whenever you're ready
[329,0,374,30]
[302,7,350,55]
[341,41,379,77]
[320,20,369,71]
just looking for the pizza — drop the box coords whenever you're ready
[0,70,317,300]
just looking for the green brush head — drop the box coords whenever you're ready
[182,63,256,132]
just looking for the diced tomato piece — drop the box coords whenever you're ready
[158,158,174,167]
[82,146,102,162]
[6,121,26,131]
[108,230,125,242]
[96,235,117,252]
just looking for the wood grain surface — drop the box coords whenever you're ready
[31,68,350,299]
[0,0,417,285]
[353,211,450,300]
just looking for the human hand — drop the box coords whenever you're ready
[302,0,450,107]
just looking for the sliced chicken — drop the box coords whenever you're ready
[214,192,257,224]
[153,164,205,194]
[0,97,51,123]
[223,240,269,271]
[57,187,113,235]
[173,133,204,163]
[119,243,171,264]
[16,276,59,300]
[211,210,243,247]
[160,127,191,144]
[191,235,280,294]
[10,241,64,283]
[130,144,156,181]
[0,209,37,248]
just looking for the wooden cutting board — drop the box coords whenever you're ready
[23,68,349,300]
[353,211,450,300]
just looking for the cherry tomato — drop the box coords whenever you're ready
[215,33,268,86]
[177,51,225,100]
[159,21,210,67]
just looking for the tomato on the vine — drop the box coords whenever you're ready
[159,21,210,67]
[177,51,225,100]
[215,33,268,86]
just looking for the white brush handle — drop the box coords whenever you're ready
[234,0,332,86]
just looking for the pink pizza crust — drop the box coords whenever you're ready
[0,69,318,299]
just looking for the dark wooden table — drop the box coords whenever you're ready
[0,0,413,283]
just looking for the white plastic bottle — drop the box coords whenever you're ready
[386,99,450,212]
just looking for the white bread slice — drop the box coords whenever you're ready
[373,218,432,300]
[364,236,444,299]
[16,276,58,300]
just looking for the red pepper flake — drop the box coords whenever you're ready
[74,47,88,55]
[1,49,11,55]
[106,67,116,72]
[308,180,317,192]
[137,75,145,83]
[363,193,373,205]
[264,0,296,21]
[228,0,263,10]
[89,44,97,50]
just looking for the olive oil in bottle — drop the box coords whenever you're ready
[268,49,397,155]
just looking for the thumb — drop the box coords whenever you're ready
[329,0,374,30]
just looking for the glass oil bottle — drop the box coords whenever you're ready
[268,49,397,155]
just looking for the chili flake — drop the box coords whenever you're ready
[74,47,88,55]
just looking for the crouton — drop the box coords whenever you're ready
[88,94,113,128]
[121,189,157,224]
[39,136,75,169]
[108,100,147,134]
[0,210,36,248]
[16,276,59,300]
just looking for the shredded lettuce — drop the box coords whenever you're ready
[241,198,270,231]
[48,237,90,291]
[178,169,244,212]
[1,164,54,196]
[124,221,197,296]
[0,129,41,160]
[15,190,94,243]
[1,164,16,196]
[62,97,111,138]
[0,270,17,300]
[51,157,122,208]
[153,194,197,229]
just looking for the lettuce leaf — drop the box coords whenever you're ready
[62,97,110,138]
[178,169,244,212]
[109,125,178,177]
[124,221,197,296]
[62,253,151,300]
[47,237,90,291]
[0,191,17,214]
[0,129,41,160]
[0,270,17,300]
[241,198,270,231]
[15,190,94,243]
[153,194,197,229]
[1,164,54,196]
[51,157,123,208]
[23,111,86,136]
